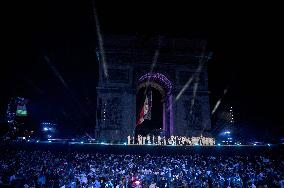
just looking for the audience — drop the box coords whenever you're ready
[0,143,283,187]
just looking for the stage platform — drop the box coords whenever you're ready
[3,140,283,156]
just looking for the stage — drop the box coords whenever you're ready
[4,140,283,156]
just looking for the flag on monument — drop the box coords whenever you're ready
[144,90,152,120]
[136,90,152,125]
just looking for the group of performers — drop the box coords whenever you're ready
[127,135,215,146]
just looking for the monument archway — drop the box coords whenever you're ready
[136,73,173,137]
[95,35,212,142]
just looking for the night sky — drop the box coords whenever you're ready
[2,1,283,140]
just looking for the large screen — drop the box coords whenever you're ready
[16,104,27,116]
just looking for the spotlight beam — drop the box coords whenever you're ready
[211,99,221,115]
[44,56,69,90]
[211,87,229,115]
[93,2,108,78]
[144,49,160,95]
[190,81,199,115]
[43,55,91,120]
[175,41,207,102]
[175,76,194,101]
[189,42,207,112]
[169,42,208,114]
[144,36,162,95]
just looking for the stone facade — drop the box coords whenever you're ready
[96,35,212,142]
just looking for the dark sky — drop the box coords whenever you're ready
[2,1,283,139]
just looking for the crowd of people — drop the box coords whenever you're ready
[0,143,283,188]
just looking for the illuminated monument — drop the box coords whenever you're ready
[96,36,212,142]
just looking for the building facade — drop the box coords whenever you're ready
[96,35,212,142]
